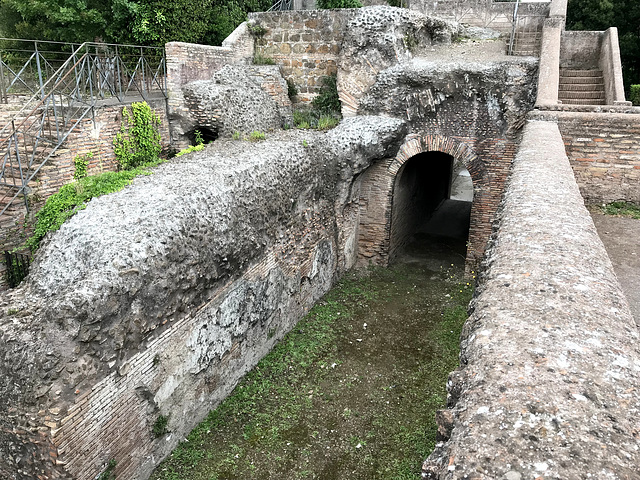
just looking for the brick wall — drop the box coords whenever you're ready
[0,98,170,292]
[358,132,516,272]
[541,110,640,203]
[249,10,355,103]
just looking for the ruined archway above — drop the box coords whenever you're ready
[390,134,486,181]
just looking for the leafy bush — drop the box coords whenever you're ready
[73,152,93,180]
[153,415,170,437]
[287,79,298,100]
[113,102,162,170]
[26,160,163,251]
[631,85,640,106]
[317,0,362,8]
[312,75,341,115]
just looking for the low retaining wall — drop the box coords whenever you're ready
[531,108,640,204]
[423,118,640,478]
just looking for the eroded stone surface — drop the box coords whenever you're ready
[359,59,538,136]
[181,65,283,138]
[423,119,640,479]
[338,6,461,116]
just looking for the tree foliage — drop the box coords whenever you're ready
[567,0,640,92]
[0,0,272,47]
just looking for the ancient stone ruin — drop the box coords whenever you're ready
[1,1,639,479]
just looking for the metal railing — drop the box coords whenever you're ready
[4,250,30,287]
[0,40,167,217]
[268,0,293,11]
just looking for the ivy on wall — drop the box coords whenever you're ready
[113,102,162,171]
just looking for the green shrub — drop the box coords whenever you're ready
[73,152,93,180]
[317,0,362,8]
[113,102,162,170]
[630,85,640,106]
[249,131,266,141]
[312,75,341,115]
[175,144,205,157]
[153,415,170,437]
[286,78,298,100]
[25,160,163,252]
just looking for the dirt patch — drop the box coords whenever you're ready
[590,211,640,326]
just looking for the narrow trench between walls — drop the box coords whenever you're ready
[149,177,474,480]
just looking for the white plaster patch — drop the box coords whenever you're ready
[564,341,584,353]
[477,406,490,415]
[534,462,549,472]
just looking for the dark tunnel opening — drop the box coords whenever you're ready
[389,151,472,265]
[187,126,218,145]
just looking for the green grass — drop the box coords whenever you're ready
[599,201,640,219]
[150,266,473,480]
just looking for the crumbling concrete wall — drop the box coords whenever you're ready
[0,116,406,480]
[423,118,640,479]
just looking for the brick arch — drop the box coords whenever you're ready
[357,134,489,272]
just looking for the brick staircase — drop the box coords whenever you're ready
[510,30,542,57]
[558,69,606,105]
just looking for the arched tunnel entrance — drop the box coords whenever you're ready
[357,134,484,272]
[389,151,472,265]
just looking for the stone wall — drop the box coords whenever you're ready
[531,108,640,203]
[0,117,407,480]
[423,117,640,479]
[249,10,354,103]
[407,0,551,33]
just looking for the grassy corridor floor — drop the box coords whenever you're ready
[151,262,472,480]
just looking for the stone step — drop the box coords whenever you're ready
[559,76,604,85]
[560,98,606,105]
[560,68,603,77]
[559,90,605,99]
[558,83,605,92]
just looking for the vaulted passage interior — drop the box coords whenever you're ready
[389,151,472,263]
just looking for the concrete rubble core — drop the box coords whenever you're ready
[423,120,640,479]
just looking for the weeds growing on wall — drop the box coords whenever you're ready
[252,53,276,65]
[73,152,93,180]
[113,102,162,170]
[25,159,164,252]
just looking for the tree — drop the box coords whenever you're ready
[0,0,272,47]
[567,0,640,92]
